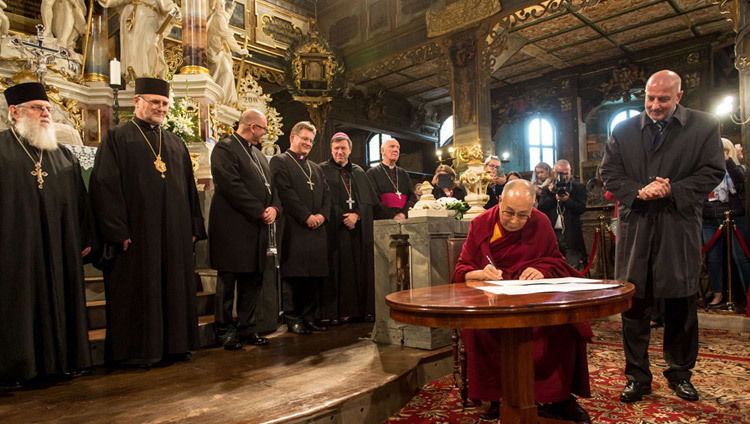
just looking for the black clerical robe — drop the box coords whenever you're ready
[319,159,377,319]
[90,118,207,365]
[366,163,417,219]
[0,130,92,382]
[209,133,281,272]
[270,150,330,278]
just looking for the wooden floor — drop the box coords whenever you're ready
[0,323,450,424]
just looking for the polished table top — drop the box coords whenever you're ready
[386,280,635,329]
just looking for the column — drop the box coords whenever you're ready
[180,0,209,75]
[84,2,108,82]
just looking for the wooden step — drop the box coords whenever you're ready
[88,315,217,366]
[86,292,215,331]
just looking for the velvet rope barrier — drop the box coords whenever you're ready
[701,225,724,254]
[733,227,750,260]
[582,231,599,276]
[608,230,616,243]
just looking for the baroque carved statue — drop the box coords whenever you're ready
[41,0,87,50]
[207,0,247,105]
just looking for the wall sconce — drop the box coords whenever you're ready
[715,95,750,125]
[436,147,457,165]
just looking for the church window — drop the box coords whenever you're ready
[367,133,391,166]
[527,117,555,170]
[609,108,640,136]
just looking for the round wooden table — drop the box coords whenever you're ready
[386,280,634,424]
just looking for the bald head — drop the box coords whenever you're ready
[501,179,535,203]
[645,70,683,121]
[237,109,267,144]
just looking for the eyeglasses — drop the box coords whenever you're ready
[20,104,56,114]
[252,123,268,132]
[500,210,531,221]
[486,164,500,170]
[137,96,170,109]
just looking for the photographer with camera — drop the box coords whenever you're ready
[537,159,587,270]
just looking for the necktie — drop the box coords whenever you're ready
[653,120,667,149]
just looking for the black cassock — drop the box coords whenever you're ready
[0,130,92,382]
[366,164,417,219]
[319,158,377,320]
[90,118,206,365]
[269,150,330,278]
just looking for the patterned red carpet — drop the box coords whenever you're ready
[385,320,750,423]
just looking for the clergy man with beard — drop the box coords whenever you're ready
[0,82,92,387]
[319,132,377,324]
[209,109,280,350]
[90,77,207,367]
[366,138,417,220]
[270,121,330,335]
[455,179,593,423]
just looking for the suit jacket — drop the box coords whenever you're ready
[601,104,724,298]
[209,133,281,272]
[537,179,587,253]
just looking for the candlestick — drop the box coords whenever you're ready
[109,59,121,86]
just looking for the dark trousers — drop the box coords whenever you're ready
[283,277,321,324]
[215,271,263,338]
[622,265,699,383]
[554,229,583,270]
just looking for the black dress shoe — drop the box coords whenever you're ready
[538,396,591,423]
[330,318,341,326]
[220,334,242,351]
[478,401,499,420]
[304,321,327,331]
[287,322,311,335]
[669,379,699,401]
[619,380,652,403]
[245,333,269,346]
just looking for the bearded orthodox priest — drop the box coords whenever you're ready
[0,82,92,386]
[90,77,206,367]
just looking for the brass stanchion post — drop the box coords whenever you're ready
[723,210,736,312]
[598,215,608,279]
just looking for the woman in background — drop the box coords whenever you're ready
[431,164,466,200]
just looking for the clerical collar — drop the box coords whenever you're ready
[330,157,351,171]
[288,149,306,161]
[232,132,250,146]
[382,162,396,169]
[133,116,160,131]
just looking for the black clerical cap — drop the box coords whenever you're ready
[4,82,49,106]
[135,77,170,97]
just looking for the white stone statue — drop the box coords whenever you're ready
[98,0,181,79]
[207,0,247,105]
[0,1,9,39]
[41,0,87,50]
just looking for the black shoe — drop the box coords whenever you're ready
[619,380,652,403]
[330,319,341,326]
[668,379,699,401]
[304,321,327,331]
[478,400,499,420]
[287,322,311,335]
[220,334,242,351]
[538,396,591,423]
[364,314,375,322]
[245,333,269,346]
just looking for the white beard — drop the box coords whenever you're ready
[14,114,58,151]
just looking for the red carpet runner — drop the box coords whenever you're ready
[386,320,750,423]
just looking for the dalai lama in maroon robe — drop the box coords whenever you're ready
[454,179,592,423]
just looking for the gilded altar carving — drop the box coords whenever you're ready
[426,0,501,37]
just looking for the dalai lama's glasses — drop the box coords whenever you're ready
[500,209,531,221]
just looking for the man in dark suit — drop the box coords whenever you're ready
[537,159,587,270]
[601,70,724,403]
[209,109,280,350]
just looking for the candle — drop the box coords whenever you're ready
[502,151,509,160]
[437,149,443,160]
[109,59,121,86]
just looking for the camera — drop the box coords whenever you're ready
[550,172,568,196]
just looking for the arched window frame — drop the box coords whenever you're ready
[439,116,453,148]
[526,116,556,170]
[608,107,641,137]
[366,133,392,166]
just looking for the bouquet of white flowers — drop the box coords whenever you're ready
[163,98,203,145]
[437,197,469,220]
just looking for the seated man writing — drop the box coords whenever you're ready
[455,179,593,423]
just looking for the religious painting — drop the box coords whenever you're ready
[300,60,327,91]
[229,1,246,30]
[368,0,390,39]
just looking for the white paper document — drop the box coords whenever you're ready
[477,280,621,295]
[481,277,603,287]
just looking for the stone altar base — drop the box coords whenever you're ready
[372,216,470,350]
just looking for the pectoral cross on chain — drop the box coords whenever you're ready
[31,162,47,189]
[395,190,402,199]
[307,180,315,190]
[346,197,355,210]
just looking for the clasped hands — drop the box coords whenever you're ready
[261,207,277,225]
[637,177,671,201]
[306,214,325,229]
[342,212,359,230]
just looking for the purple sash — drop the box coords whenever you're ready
[380,192,407,209]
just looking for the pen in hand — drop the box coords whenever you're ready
[485,255,502,280]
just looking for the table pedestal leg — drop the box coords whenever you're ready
[498,327,537,424]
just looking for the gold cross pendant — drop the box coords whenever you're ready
[154,156,167,179]
[31,162,48,189]
[307,180,315,190]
